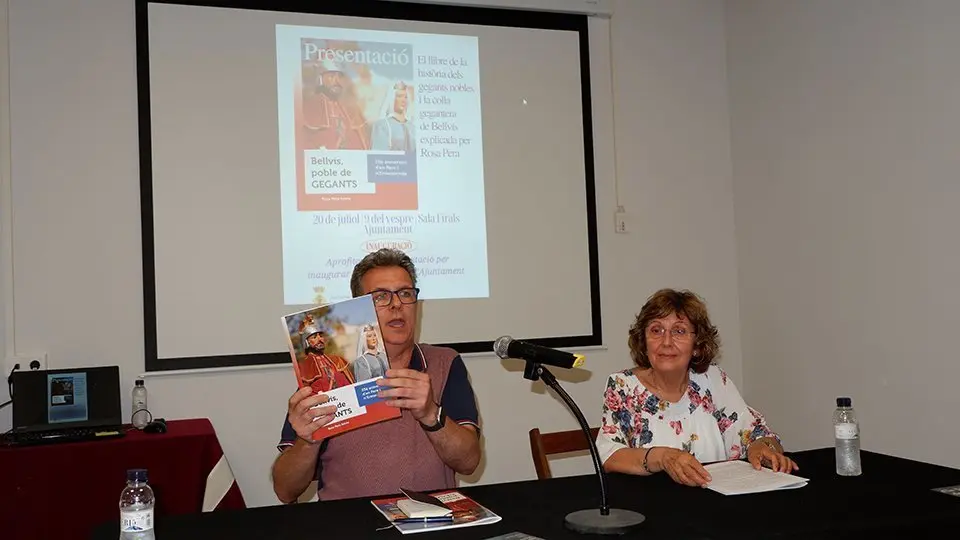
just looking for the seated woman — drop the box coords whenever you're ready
[596,288,797,487]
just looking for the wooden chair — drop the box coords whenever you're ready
[529,426,600,480]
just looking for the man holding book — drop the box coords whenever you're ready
[272,248,482,503]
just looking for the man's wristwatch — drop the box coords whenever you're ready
[419,404,446,432]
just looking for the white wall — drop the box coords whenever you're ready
[1,0,742,506]
[1,0,12,423]
[727,0,960,468]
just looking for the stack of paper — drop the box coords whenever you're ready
[703,460,809,496]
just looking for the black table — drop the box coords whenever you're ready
[91,448,960,539]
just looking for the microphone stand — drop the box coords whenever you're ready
[523,361,646,535]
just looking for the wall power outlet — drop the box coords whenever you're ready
[4,353,48,378]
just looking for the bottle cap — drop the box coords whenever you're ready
[127,469,148,483]
[836,397,852,407]
[135,379,144,387]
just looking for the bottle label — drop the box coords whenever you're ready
[120,509,154,532]
[835,423,858,440]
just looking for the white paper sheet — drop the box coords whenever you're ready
[703,460,809,496]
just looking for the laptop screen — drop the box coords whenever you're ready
[12,366,122,433]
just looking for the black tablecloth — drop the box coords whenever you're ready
[90,448,960,539]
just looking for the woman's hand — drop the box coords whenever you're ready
[658,447,712,487]
[747,439,799,473]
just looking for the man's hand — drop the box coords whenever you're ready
[377,368,437,423]
[747,439,799,473]
[658,448,712,488]
[287,387,337,442]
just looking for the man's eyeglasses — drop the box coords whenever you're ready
[370,287,420,307]
[646,326,695,342]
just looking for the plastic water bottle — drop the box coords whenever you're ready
[119,469,155,540]
[132,379,149,429]
[833,397,862,476]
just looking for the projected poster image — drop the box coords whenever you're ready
[276,25,489,305]
[47,372,89,424]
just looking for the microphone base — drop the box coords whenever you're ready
[563,508,646,535]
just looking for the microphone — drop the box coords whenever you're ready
[495,334,646,534]
[493,336,586,370]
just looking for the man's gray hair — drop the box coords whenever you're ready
[350,248,418,297]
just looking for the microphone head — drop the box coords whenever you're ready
[493,336,513,359]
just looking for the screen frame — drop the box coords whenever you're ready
[137,0,602,372]
[11,366,123,433]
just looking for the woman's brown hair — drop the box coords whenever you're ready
[627,289,720,374]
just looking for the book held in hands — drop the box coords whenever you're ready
[281,294,400,441]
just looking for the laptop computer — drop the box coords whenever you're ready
[4,365,125,446]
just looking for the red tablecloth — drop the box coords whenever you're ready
[0,418,246,540]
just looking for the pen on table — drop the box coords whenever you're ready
[394,516,454,524]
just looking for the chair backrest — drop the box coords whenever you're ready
[528,426,600,480]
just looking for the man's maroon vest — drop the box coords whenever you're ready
[316,343,460,501]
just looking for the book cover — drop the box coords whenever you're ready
[371,490,501,535]
[281,294,400,441]
[285,34,419,211]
